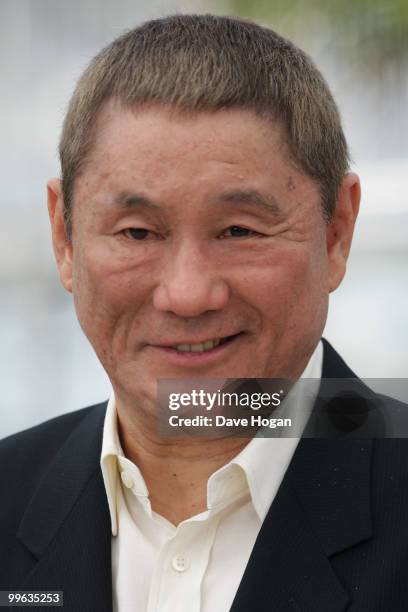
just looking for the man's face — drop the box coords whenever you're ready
[49,104,356,409]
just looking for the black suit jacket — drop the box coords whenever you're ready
[1,339,408,611]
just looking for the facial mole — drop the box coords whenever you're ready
[287,176,296,191]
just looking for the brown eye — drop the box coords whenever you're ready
[223,226,253,238]
[229,226,251,236]
[126,228,150,240]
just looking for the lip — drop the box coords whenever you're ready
[153,334,238,348]
[148,333,244,367]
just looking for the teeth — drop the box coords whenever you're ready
[191,344,204,353]
[176,344,191,352]
[174,338,222,353]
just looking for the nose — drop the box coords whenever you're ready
[152,241,230,317]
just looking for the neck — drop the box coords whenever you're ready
[116,400,249,525]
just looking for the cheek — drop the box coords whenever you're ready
[72,239,151,306]
[70,243,152,355]
[240,242,328,328]
[246,240,325,289]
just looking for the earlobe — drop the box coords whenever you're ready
[47,178,73,293]
[326,173,361,293]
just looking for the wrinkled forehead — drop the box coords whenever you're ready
[78,99,296,181]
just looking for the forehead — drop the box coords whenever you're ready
[74,102,319,216]
[85,101,292,172]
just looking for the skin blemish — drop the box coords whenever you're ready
[287,176,296,192]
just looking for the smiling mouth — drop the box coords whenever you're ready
[168,333,241,353]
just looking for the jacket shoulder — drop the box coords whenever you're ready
[0,402,108,590]
[0,402,107,494]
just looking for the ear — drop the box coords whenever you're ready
[47,178,73,293]
[326,172,361,293]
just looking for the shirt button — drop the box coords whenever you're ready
[121,470,134,489]
[172,554,190,573]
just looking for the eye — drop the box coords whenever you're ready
[220,226,256,238]
[123,228,153,240]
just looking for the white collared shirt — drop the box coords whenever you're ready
[101,341,323,612]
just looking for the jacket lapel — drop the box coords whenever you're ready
[16,404,112,612]
[230,439,372,612]
[305,339,387,438]
[231,340,374,612]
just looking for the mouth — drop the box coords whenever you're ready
[149,333,244,363]
[168,334,239,353]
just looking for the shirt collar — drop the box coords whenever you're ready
[212,339,323,521]
[100,340,323,533]
[100,393,121,536]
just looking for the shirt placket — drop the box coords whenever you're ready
[147,516,221,612]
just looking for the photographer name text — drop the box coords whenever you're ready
[168,415,292,429]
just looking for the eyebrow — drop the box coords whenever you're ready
[210,189,282,216]
[113,192,160,210]
[112,188,282,215]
